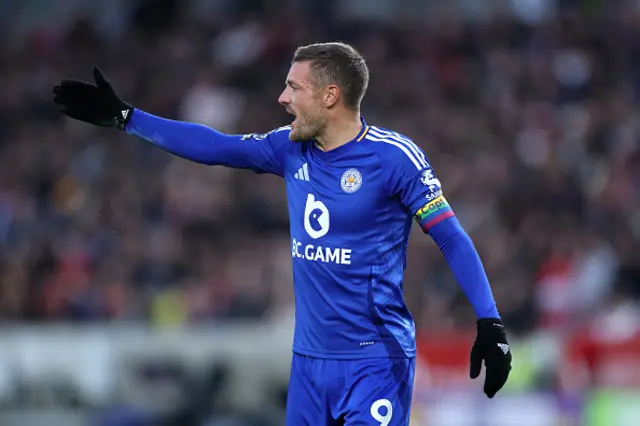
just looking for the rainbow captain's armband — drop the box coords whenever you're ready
[415,195,455,231]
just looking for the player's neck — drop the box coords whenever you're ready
[315,112,362,152]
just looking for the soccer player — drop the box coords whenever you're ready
[53,42,512,425]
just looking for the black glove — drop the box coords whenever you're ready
[470,318,512,398]
[53,65,133,130]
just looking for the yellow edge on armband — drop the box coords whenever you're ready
[414,195,450,221]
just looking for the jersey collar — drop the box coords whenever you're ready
[312,117,369,162]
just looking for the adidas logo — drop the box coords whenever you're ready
[294,163,310,181]
[121,109,129,120]
[497,343,510,355]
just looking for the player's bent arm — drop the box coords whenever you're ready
[378,132,511,394]
[426,215,500,319]
[373,131,500,319]
[125,109,287,175]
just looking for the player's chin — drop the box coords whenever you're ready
[289,126,308,142]
[289,133,305,142]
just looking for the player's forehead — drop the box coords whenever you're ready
[286,61,313,86]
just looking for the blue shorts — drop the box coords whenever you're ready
[286,354,415,426]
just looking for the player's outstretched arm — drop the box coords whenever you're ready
[53,66,287,175]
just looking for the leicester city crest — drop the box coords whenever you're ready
[340,168,362,193]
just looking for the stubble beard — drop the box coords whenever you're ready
[289,113,327,142]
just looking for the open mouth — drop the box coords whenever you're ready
[287,109,297,127]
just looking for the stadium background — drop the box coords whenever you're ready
[0,0,639,424]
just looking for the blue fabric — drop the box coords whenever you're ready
[428,216,500,319]
[126,109,289,174]
[122,109,500,358]
[286,354,415,426]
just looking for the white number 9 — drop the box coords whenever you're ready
[370,399,393,426]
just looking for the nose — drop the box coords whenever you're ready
[278,87,291,106]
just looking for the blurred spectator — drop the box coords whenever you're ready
[1,1,640,425]
[0,0,638,342]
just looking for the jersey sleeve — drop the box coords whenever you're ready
[238,126,291,176]
[126,109,290,176]
[380,135,499,319]
[383,142,454,232]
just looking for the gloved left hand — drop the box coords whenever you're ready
[470,318,512,398]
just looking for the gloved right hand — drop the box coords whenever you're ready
[53,65,133,130]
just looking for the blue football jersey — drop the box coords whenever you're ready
[240,119,454,359]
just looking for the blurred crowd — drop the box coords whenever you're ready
[0,0,639,339]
